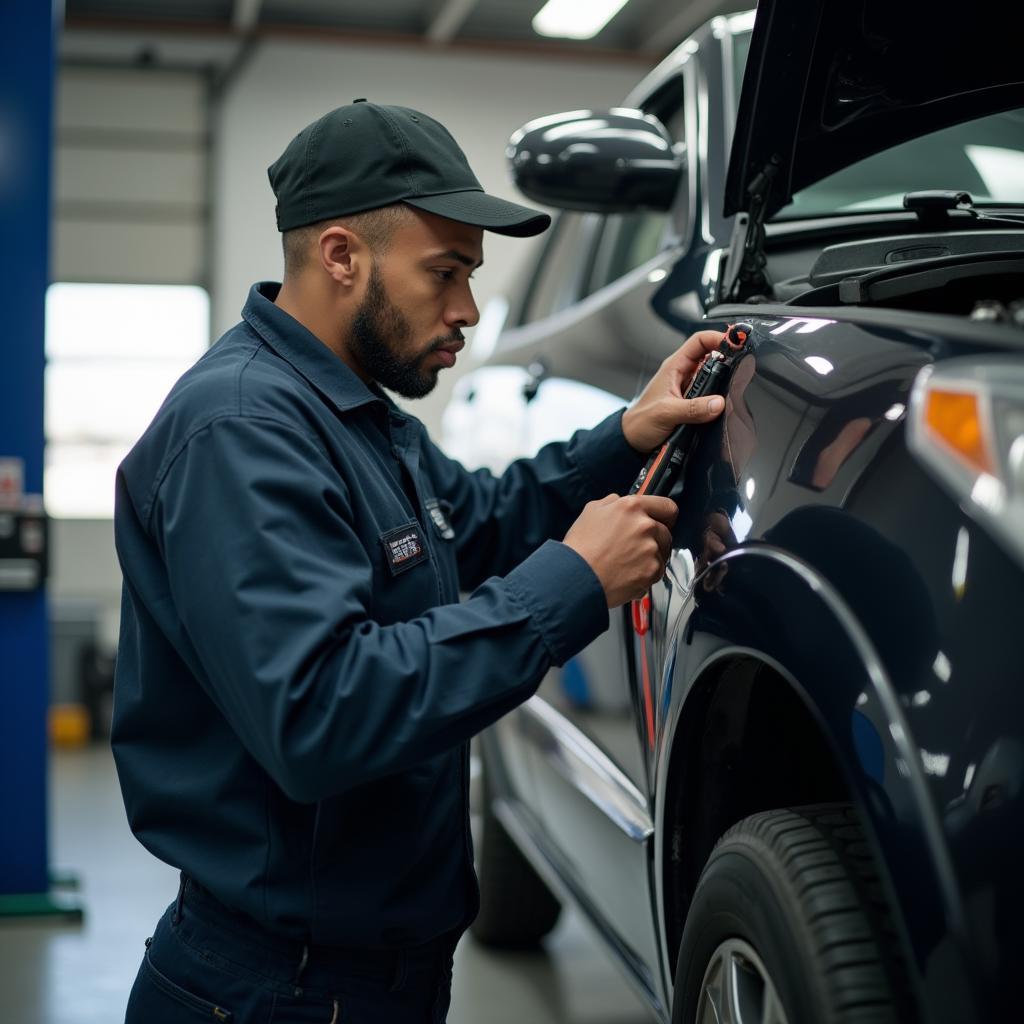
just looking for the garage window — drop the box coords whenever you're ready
[44,283,208,518]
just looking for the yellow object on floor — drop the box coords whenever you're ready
[49,703,90,748]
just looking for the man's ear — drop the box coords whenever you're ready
[318,226,366,288]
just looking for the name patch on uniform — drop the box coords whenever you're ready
[380,523,428,576]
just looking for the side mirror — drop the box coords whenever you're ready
[506,108,682,214]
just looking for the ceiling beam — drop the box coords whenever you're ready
[637,0,743,54]
[232,0,263,33]
[425,0,479,44]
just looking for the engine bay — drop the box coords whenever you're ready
[755,216,1024,328]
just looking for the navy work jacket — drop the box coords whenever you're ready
[112,282,645,948]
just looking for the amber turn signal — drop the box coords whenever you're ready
[923,388,995,476]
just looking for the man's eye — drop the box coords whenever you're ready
[433,269,475,282]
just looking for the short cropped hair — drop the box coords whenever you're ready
[281,203,414,276]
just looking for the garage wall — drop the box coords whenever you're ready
[211,38,645,431]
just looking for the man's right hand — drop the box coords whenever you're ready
[563,494,678,608]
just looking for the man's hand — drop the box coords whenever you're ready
[563,494,678,608]
[621,330,728,453]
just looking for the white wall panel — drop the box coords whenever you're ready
[53,218,204,285]
[49,518,124,649]
[57,68,205,136]
[54,66,208,285]
[56,146,205,208]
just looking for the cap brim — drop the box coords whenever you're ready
[405,190,551,237]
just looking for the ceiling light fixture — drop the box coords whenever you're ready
[532,0,632,40]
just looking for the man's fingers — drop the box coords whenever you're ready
[634,495,678,527]
[667,330,726,387]
[677,394,725,422]
[654,522,673,562]
[655,393,725,428]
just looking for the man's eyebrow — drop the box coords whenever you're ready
[429,249,484,270]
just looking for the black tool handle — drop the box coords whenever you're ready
[629,358,729,497]
[628,323,752,499]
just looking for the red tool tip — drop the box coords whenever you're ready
[724,322,753,350]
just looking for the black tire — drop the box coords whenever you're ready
[470,762,561,948]
[672,804,915,1024]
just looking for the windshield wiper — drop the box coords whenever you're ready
[904,190,1024,227]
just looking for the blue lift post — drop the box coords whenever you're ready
[0,0,83,921]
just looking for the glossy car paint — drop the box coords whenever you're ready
[647,314,1024,1023]
[465,12,1024,1024]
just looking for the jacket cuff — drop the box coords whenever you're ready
[568,408,648,499]
[505,539,609,666]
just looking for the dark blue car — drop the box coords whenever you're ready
[446,2,1024,1021]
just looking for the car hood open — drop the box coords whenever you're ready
[724,0,1024,219]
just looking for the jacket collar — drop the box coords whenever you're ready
[241,281,387,415]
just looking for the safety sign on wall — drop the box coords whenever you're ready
[0,457,24,510]
[0,457,47,590]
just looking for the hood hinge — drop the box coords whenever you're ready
[722,155,780,303]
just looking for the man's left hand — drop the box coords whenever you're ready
[621,330,728,453]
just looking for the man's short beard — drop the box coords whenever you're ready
[350,262,452,399]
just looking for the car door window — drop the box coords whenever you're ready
[519,211,599,324]
[585,211,672,292]
[585,81,688,296]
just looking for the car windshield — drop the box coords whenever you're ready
[775,107,1024,220]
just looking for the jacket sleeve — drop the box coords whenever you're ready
[422,407,648,590]
[151,414,609,804]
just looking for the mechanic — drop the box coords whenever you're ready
[111,99,726,1024]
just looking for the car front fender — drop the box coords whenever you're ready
[653,543,979,1024]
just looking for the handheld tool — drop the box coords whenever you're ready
[629,323,752,498]
[628,324,754,735]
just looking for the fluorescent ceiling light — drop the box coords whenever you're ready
[532,0,632,40]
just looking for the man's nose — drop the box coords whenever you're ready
[445,285,479,330]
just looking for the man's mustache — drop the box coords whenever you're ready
[428,331,465,351]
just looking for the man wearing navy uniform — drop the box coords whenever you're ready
[113,99,725,1023]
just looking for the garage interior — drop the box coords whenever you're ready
[1,1,746,1022]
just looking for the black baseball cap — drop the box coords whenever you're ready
[268,99,550,237]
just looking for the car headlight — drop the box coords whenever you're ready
[907,357,1024,567]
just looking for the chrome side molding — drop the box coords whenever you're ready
[522,696,654,842]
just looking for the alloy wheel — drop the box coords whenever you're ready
[696,937,789,1024]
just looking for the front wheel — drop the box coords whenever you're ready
[672,804,914,1024]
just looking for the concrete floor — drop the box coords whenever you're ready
[0,746,651,1024]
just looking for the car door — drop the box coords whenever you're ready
[502,70,698,1001]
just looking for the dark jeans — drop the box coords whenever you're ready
[125,877,457,1023]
